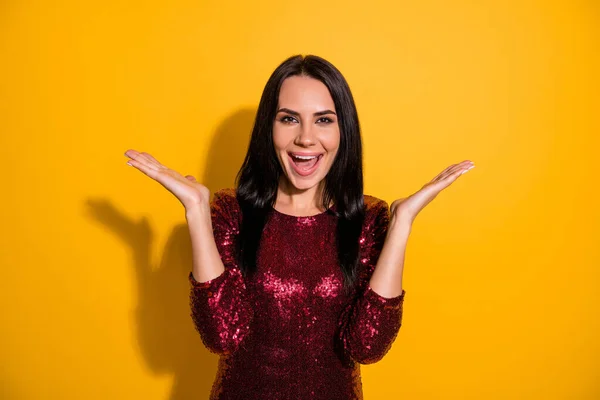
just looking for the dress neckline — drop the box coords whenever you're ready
[270,204,335,219]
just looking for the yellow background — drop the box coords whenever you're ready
[1,0,598,398]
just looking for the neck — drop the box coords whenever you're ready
[274,177,329,213]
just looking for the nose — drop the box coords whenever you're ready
[294,123,316,147]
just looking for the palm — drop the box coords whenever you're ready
[124,149,210,210]
[390,160,474,225]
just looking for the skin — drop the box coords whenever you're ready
[272,75,340,216]
[123,76,475,296]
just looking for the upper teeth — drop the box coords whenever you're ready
[293,154,318,160]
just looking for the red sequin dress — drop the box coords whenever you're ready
[189,188,406,399]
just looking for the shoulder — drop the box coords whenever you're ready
[212,187,237,204]
[361,194,390,239]
[363,194,389,219]
[210,188,242,226]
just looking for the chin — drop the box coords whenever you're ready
[287,176,323,191]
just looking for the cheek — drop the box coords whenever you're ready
[272,124,298,146]
[272,127,287,151]
[323,129,341,153]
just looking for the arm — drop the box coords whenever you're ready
[188,189,254,355]
[337,158,475,364]
[336,199,407,365]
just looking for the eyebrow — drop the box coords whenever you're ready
[276,108,337,117]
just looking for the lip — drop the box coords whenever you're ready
[288,151,323,157]
[287,152,324,177]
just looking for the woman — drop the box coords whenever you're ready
[125,54,474,399]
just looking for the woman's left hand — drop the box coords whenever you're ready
[390,160,475,226]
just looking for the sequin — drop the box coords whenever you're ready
[189,188,406,399]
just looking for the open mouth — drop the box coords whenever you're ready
[287,152,324,176]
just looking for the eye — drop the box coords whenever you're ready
[317,117,334,124]
[280,115,298,124]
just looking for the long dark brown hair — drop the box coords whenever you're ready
[235,54,365,293]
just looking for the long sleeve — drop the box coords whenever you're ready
[336,198,406,365]
[188,188,254,355]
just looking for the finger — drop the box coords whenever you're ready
[436,161,473,181]
[126,158,159,179]
[185,175,197,182]
[126,150,161,172]
[430,160,472,181]
[432,164,463,183]
[136,151,160,168]
[431,164,457,181]
[459,163,475,175]
[442,162,474,181]
[140,152,166,169]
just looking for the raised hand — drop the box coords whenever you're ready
[390,160,475,226]
[124,149,210,212]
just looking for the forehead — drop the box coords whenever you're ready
[278,75,335,111]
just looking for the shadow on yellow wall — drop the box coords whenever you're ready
[87,109,255,398]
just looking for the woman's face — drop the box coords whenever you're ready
[273,75,340,192]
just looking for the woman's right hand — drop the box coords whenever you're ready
[124,149,210,212]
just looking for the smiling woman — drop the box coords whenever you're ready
[182,55,407,400]
[125,53,474,399]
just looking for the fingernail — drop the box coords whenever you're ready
[127,161,132,166]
